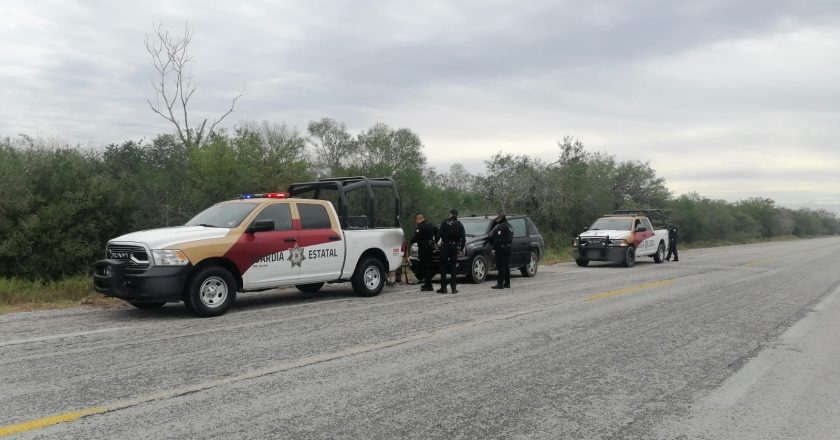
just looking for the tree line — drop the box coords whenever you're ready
[1,126,838,281]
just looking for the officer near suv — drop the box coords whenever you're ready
[437,208,466,294]
[410,213,437,291]
[488,214,513,289]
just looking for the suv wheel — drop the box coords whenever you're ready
[468,254,488,284]
[184,266,237,317]
[575,258,589,267]
[520,250,538,277]
[352,257,385,297]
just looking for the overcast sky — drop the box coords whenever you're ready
[2,0,839,212]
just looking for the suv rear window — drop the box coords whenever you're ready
[509,218,527,238]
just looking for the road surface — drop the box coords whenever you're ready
[2,238,839,439]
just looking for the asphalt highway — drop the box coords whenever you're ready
[2,238,839,439]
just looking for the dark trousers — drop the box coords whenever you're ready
[666,240,679,261]
[439,244,459,288]
[494,247,511,287]
[418,245,434,287]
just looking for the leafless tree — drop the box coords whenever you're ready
[145,23,245,148]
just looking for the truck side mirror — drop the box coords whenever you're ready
[247,220,275,233]
[636,226,648,232]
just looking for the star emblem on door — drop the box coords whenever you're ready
[288,243,306,268]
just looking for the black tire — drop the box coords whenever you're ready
[128,301,165,309]
[468,254,488,284]
[296,282,325,293]
[653,241,666,264]
[622,247,636,268]
[520,250,539,277]
[184,266,237,317]
[352,257,386,297]
[575,258,589,267]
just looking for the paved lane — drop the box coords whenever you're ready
[2,238,839,439]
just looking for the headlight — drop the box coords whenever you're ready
[152,249,190,265]
[609,239,628,247]
[573,238,580,247]
[467,241,483,249]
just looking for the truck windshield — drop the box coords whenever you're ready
[589,218,632,231]
[185,202,259,228]
[461,218,493,236]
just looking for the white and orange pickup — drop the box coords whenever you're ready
[94,177,404,317]
[572,209,670,268]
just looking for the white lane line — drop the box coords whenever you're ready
[704,283,840,407]
[0,327,132,347]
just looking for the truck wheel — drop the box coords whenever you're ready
[653,241,666,264]
[468,254,488,284]
[520,251,538,277]
[575,258,589,267]
[622,247,636,268]
[296,282,325,293]
[352,258,385,297]
[129,301,165,309]
[184,266,236,317]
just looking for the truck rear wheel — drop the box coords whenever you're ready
[653,241,666,264]
[352,258,385,297]
[622,247,636,268]
[184,266,236,317]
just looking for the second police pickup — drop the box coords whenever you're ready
[573,209,670,267]
[93,177,404,317]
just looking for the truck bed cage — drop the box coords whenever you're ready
[612,208,668,228]
[287,176,401,230]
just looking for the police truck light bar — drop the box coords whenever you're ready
[240,192,289,199]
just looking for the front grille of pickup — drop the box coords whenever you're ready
[106,244,149,273]
[581,238,607,249]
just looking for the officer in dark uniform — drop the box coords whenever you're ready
[437,208,466,294]
[665,223,679,262]
[488,214,513,289]
[410,213,437,291]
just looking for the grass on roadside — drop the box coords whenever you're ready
[0,276,120,314]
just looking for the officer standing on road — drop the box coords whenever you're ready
[437,208,466,294]
[666,223,680,262]
[488,214,513,289]
[410,213,437,292]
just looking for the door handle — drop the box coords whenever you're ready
[328,235,341,241]
[284,237,297,243]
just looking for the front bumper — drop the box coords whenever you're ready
[93,259,191,302]
[573,247,626,263]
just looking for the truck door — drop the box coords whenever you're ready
[632,218,655,254]
[237,203,300,288]
[294,202,344,282]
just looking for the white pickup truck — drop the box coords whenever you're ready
[93,177,404,317]
[572,209,670,267]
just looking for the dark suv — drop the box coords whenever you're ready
[409,214,545,284]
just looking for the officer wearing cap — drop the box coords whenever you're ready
[487,214,513,289]
[437,208,466,294]
[665,223,680,262]
[410,213,437,291]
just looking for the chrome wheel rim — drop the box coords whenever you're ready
[473,257,486,280]
[528,252,537,274]
[658,244,665,260]
[199,276,228,308]
[364,266,381,290]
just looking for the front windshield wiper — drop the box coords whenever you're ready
[196,223,219,228]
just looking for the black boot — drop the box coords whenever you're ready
[436,287,447,294]
[491,284,504,289]
[450,285,458,294]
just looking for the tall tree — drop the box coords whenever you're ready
[307,118,356,176]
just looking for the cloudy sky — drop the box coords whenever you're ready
[2,0,839,212]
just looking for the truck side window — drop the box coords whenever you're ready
[509,218,527,238]
[252,204,292,231]
[298,203,331,229]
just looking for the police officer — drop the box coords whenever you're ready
[488,214,513,289]
[410,213,437,291]
[437,208,466,294]
[665,223,680,262]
